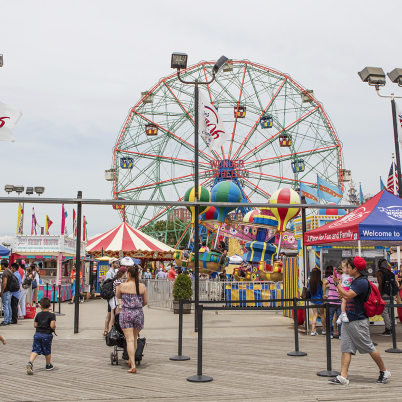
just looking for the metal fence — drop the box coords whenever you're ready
[145,279,284,310]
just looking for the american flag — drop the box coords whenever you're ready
[387,161,399,194]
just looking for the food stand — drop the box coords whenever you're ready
[11,234,87,302]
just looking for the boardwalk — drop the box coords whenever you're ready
[0,300,401,401]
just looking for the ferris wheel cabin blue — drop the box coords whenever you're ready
[260,115,273,128]
[291,160,305,173]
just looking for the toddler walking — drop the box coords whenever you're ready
[27,297,56,374]
[336,262,353,324]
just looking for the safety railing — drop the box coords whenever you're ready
[169,298,402,382]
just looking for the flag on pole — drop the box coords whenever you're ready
[73,209,77,237]
[317,175,343,204]
[387,161,399,195]
[31,208,38,235]
[83,216,87,242]
[16,203,24,234]
[299,182,319,204]
[380,176,386,191]
[0,102,22,142]
[198,91,227,151]
[359,183,364,204]
[45,215,53,235]
[396,102,402,143]
[61,204,68,235]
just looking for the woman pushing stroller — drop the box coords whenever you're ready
[116,257,148,373]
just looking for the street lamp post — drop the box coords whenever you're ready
[358,67,402,197]
[171,53,228,331]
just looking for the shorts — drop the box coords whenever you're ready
[341,319,376,355]
[109,297,118,310]
[32,333,53,356]
[107,302,111,313]
[119,307,144,330]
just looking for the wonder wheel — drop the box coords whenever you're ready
[111,59,343,247]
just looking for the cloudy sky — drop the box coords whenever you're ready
[0,0,401,242]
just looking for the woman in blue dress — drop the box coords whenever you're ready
[308,267,327,336]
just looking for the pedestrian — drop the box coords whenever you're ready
[108,266,127,332]
[168,264,176,280]
[376,258,398,337]
[116,260,148,373]
[308,267,327,336]
[10,263,22,324]
[26,265,35,308]
[0,260,13,326]
[335,259,353,324]
[396,264,402,304]
[104,258,119,337]
[32,264,40,307]
[328,256,390,385]
[26,297,56,375]
[19,266,34,319]
[144,269,152,280]
[322,266,342,339]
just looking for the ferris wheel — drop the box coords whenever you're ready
[111,59,343,247]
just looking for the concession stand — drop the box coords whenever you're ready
[304,190,402,324]
[11,234,87,302]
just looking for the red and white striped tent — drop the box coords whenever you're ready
[86,222,174,260]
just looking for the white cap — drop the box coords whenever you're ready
[120,257,134,266]
[109,257,119,266]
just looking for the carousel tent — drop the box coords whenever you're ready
[305,190,402,247]
[86,222,174,260]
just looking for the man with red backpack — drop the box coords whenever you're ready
[328,256,390,385]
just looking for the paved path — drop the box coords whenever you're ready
[1,300,402,401]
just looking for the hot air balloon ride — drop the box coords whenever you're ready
[269,188,301,258]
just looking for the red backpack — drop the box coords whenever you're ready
[356,276,385,317]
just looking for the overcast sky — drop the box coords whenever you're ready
[1,0,401,242]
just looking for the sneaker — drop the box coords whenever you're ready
[336,315,343,325]
[341,314,349,323]
[339,336,341,340]
[379,330,392,337]
[35,304,40,308]
[328,375,349,385]
[322,331,327,335]
[0,322,10,326]
[375,370,391,384]
[27,362,33,375]
[330,335,333,339]
[45,363,54,371]
[311,331,318,336]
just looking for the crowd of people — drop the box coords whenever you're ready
[0,259,41,326]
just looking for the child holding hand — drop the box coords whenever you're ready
[336,261,353,324]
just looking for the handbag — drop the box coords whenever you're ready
[105,325,123,347]
[32,279,38,289]
[301,286,310,299]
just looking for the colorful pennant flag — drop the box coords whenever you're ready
[45,215,53,235]
[299,182,319,204]
[83,216,87,242]
[359,183,364,204]
[317,175,343,204]
[387,160,399,195]
[16,203,24,234]
[380,176,386,191]
[61,204,68,235]
[73,209,77,237]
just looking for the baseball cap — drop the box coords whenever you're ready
[353,256,366,271]
[118,266,128,273]
[120,257,134,266]
[109,257,119,266]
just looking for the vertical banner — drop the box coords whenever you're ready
[83,216,87,242]
[73,209,77,237]
[16,203,24,234]
[61,204,66,235]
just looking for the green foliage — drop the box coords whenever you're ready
[173,273,193,301]
[143,219,190,248]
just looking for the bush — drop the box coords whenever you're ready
[173,273,193,301]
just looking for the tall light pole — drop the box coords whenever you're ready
[171,53,228,331]
[358,67,402,197]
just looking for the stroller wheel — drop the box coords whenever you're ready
[115,353,119,366]
[110,352,114,365]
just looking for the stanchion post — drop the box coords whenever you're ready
[287,298,307,357]
[170,299,190,361]
[54,284,65,316]
[46,283,49,298]
[317,302,341,377]
[52,284,56,311]
[385,288,402,353]
[187,304,213,382]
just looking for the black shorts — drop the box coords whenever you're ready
[108,302,111,313]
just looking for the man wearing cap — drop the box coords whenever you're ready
[328,256,390,385]
[104,258,119,336]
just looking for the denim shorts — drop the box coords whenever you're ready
[32,333,53,356]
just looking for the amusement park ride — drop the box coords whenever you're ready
[107,59,344,281]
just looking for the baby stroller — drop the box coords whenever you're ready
[110,312,146,366]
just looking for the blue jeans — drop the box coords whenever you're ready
[329,305,342,337]
[1,291,12,324]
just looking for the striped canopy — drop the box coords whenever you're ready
[86,222,174,260]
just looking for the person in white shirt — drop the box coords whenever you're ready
[104,258,119,336]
